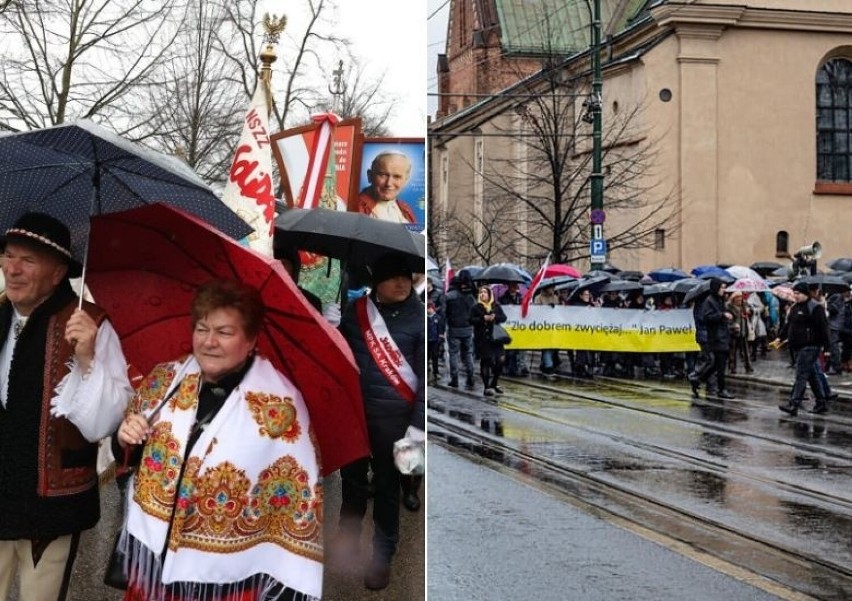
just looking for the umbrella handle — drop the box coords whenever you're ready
[77,234,90,311]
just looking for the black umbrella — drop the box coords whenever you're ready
[750,261,784,276]
[537,275,577,290]
[642,282,673,297]
[771,266,791,279]
[568,275,610,299]
[671,277,705,295]
[683,280,712,305]
[619,270,645,281]
[600,262,622,274]
[827,257,852,272]
[477,263,529,284]
[599,280,642,293]
[274,207,425,272]
[798,274,850,295]
[584,269,619,280]
[0,120,251,261]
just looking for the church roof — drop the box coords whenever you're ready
[495,0,648,55]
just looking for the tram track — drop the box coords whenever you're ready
[428,375,852,600]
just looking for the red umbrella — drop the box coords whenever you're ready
[543,264,582,279]
[85,203,368,476]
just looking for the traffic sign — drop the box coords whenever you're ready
[592,224,603,239]
[590,238,607,256]
[590,209,606,225]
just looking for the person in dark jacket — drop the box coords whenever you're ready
[470,286,508,396]
[777,281,832,416]
[444,270,477,389]
[498,282,527,376]
[688,293,717,398]
[335,252,425,590]
[695,278,735,399]
[826,288,850,375]
[427,301,444,382]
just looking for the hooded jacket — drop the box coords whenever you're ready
[444,270,476,337]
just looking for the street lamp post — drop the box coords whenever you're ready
[586,0,605,267]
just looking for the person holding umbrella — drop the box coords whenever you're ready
[0,212,133,601]
[114,279,323,600]
[335,252,425,590]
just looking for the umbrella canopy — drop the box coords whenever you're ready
[426,256,438,271]
[477,263,530,284]
[671,277,705,295]
[86,204,368,476]
[696,271,736,284]
[599,280,643,293]
[600,262,622,274]
[0,120,251,260]
[771,266,791,278]
[827,257,852,272]
[750,261,784,276]
[618,270,645,281]
[648,267,690,282]
[459,265,485,280]
[771,284,796,303]
[536,275,577,290]
[543,264,582,279]
[683,280,712,305]
[643,282,674,297]
[798,274,851,295]
[725,265,763,282]
[729,277,770,293]
[584,269,619,280]
[275,207,425,272]
[691,265,731,279]
[570,275,610,297]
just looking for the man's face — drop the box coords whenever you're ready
[368,156,410,202]
[1,241,67,315]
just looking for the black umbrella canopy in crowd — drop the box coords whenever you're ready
[798,274,850,294]
[750,261,784,276]
[827,257,852,272]
[600,280,643,293]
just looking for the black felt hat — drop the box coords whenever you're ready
[2,212,82,278]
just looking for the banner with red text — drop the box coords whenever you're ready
[222,85,276,255]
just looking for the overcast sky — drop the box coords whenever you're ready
[260,0,428,137]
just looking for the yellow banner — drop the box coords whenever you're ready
[503,306,699,352]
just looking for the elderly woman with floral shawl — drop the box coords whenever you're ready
[114,279,322,601]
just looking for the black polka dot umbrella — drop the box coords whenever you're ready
[0,119,252,283]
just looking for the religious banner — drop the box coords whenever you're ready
[271,118,363,211]
[221,84,276,255]
[502,306,700,353]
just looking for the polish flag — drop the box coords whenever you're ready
[521,253,551,318]
[443,258,453,293]
[222,84,276,256]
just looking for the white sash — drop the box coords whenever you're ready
[356,296,417,403]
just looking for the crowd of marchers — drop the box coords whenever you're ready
[427,270,852,417]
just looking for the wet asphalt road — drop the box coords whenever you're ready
[428,442,782,601]
[12,471,424,601]
[428,367,852,600]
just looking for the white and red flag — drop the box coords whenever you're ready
[521,253,552,318]
[443,257,453,293]
[222,84,276,256]
[300,113,340,209]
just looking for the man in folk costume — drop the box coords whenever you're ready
[0,212,133,601]
[335,252,425,590]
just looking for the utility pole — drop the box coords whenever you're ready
[587,0,606,267]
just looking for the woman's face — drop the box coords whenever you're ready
[193,307,256,382]
[579,290,591,301]
[478,287,490,303]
